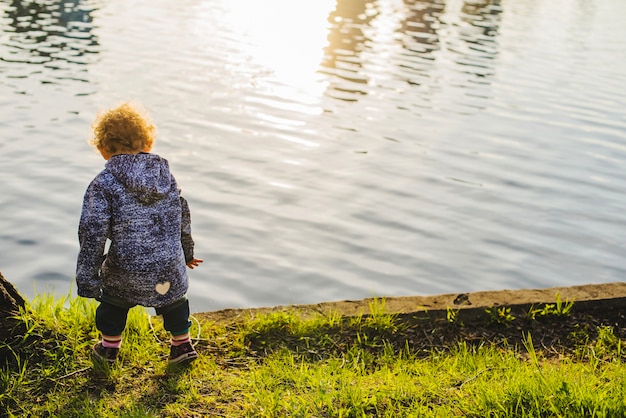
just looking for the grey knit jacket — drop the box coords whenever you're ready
[76,153,194,308]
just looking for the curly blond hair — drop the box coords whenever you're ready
[90,102,156,154]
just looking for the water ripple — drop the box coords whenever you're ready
[1,0,626,310]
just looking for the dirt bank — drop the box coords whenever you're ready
[195,282,626,357]
[196,282,626,323]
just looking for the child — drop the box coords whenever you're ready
[76,102,203,365]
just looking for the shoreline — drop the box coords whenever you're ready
[195,281,626,323]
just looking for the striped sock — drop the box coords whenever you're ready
[171,332,191,347]
[101,334,122,349]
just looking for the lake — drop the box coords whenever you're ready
[1,0,625,312]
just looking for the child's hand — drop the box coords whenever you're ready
[186,258,204,269]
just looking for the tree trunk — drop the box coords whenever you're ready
[0,271,25,327]
[0,272,27,365]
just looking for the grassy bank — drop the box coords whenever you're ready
[1,294,625,417]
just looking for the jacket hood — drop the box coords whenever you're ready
[105,153,173,204]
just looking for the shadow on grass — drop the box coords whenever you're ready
[48,357,196,416]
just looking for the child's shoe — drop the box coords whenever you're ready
[168,342,198,364]
[92,342,119,363]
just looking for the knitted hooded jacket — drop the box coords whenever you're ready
[76,153,194,308]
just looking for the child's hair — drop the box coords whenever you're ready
[90,102,156,154]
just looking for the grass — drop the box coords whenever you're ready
[1,294,625,417]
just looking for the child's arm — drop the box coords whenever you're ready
[180,195,201,268]
[180,196,193,258]
[76,179,110,298]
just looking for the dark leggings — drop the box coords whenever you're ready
[96,296,191,337]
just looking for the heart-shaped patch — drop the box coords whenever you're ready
[155,281,170,295]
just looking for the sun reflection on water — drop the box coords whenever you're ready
[222,0,335,101]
